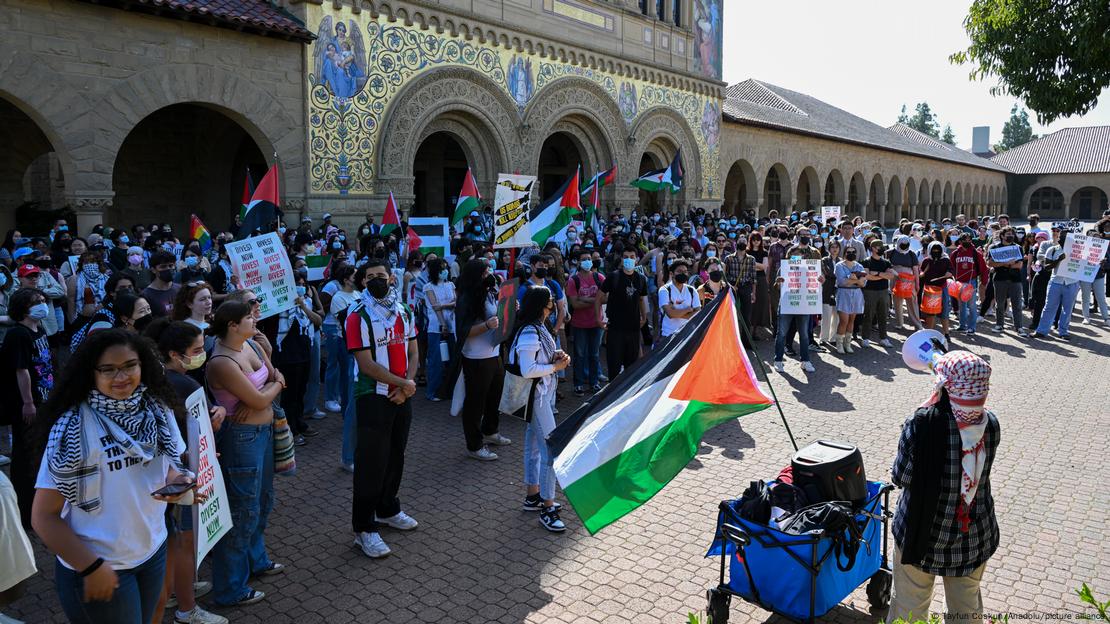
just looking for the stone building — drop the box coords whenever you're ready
[0,0,1104,238]
[991,126,1110,221]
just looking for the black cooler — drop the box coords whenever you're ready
[791,440,867,507]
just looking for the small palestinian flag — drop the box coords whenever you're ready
[189,214,213,254]
[531,168,581,247]
[549,290,773,534]
[304,254,330,282]
[380,192,401,238]
[238,164,279,240]
[630,150,684,194]
[452,168,481,226]
[239,168,255,219]
[406,225,423,255]
[579,165,617,196]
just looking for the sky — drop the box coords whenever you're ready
[721,0,1110,150]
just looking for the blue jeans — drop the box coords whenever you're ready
[56,540,167,624]
[572,326,603,387]
[958,278,979,331]
[1036,280,1080,336]
[424,332,455,400]
[323,324,343,404]
[211,422,275,605]
[522,396,556,501]
[775,314,810,362]
[303,328,321,414]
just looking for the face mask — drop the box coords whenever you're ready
[296,285,307,297]
[28,302,50,320]
[339,235,346,242]
[622,257,636,271]
[728,232,737,239]
[566,231,576,239]
[373,248,386,258]
[157,269,174,283]
[584,243,594,250]
[118,236,129,245]
[709,270,723,282]
[844,252,857,261]
[0,273,6,288]
[57,226,68,233]
[730,218,738,225]
[474,226,483,233]
[899,243,910,250]
[483,274,497,289]
[533,268,547,279]
[179,351,206,371]
[673,272,689,284]
[931,249,942,258]
[128,254,142,266]
[487,258,497,270]
[669,222,677,228]
[367,277,390,298]
[296,268,309,279]
[736,243,747,252]
[666,258,675,266]
[36,259,53,269]
[439,270,449,281]
[634,229,642,235]
[132,314,153,332]
[81,264,99,279]
[332,241,343,250]
[279,227,287,235]
[184,256,199,267]
[706,250,716,258]
[579,259,593,271]
[1004,236,1015,243]
[799,237,811,246]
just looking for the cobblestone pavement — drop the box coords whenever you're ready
[6,317,1109,623]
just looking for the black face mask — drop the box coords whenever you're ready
[845,252,857,261]
[132,314,153,332]
[736,243,747,252]
[899,243,910,250]
[157,269,174,283]
[799,237,811,246]
[673,273,689,284]
[533,267,547,279]
[708,270,723,282]
[367,277,389,298]
[373,248,386,258]
[1004,236,1015,243]
[931,250,943,259]
[483,274,497,289]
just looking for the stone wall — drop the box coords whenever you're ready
[1008,173,1110,220]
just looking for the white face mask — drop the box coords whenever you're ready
[28,302,50,320]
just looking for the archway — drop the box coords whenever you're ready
[1070,187,1108,220]
[904,177,917,221]
[638,152,664,214]
[538,131,586,207]
[0,96,67,233]
[1028,186,1065,218]
[723,159,757,217]
[848,172,866,217]
[797,166,819,213]
[764,164,792,216]
[112,104,267,232]
[868,173,885,224]
[824,170,845,207]
[413,132,469,218]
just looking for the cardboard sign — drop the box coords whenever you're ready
[225,232,295,319]
[778,259,821,315]
[494,277,519,344]
[1057,233,1109,283]
[493,174,537,249]
[1053,221,1085,234]
[821,206,841,226]
[987,245,1023,263]
[186,388,232,569]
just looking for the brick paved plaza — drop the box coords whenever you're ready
[6,321,1109,623]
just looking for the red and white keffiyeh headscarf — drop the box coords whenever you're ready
[920,351,992,532]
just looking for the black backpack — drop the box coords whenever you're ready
[777,501,865,572]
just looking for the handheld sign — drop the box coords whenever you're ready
[186,388,232,569]
[1057,233,1109,283]
[987,245,1023,263]
[778,259,821,315]
[225,232,296,319]
[821,206,841,226]
[493,174,537,249]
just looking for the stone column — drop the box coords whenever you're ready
[876,203,887,227]
[68,191,114,237]
[283,198,306,229]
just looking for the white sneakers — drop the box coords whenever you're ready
[377,511,418,531]
[324,400,342,413]
[773,361,785,373]
[861,339,871,348]
[879,338,894,348]
[468,447,499,461]
[354,532,391,558]
[174,607,228,624]
[800,361,816,373]
[482,433,512,446]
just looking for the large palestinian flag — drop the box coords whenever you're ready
[451,168,481,226]
[238,164,279,240]
[549,290,773,534]
[630,150,684,194]
[530,168,581,247]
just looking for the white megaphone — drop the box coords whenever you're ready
[901,329,949,371]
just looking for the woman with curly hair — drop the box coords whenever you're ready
[31,329,194,624]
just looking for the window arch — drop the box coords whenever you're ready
[1029,186,1064,215]
[765,167,783,212]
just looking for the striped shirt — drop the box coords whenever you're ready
[345,301,417,397]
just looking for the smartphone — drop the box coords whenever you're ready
[151,482,196,497]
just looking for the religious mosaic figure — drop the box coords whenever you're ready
[312,17,367,101]
[693,0,721,79]
[702,100,720,149]
[619,82,638,122]
[508,55,534,109]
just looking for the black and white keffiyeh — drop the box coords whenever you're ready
[361,284,402,323]
[46,384,189,513]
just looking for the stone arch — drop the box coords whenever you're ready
[931,180,943,207]
[90,63,298,198]
[796,166,820,211]
[904,177,917,206]
[0,92,72,232]
[888,175,904,221]
[954,182,963,211]
[377,66,517,200]
[524,77,626,185]
[868,172,885,222]
[1025,185,1066,218]
[848,171,867,214]
[823,169,845,206]
[628,106,701,202]
[763,163,793,216]
[723,159,758,216]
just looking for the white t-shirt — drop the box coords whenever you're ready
[326,289,359,328]
[0,472,36,592]
[36,430,180,570]
[658,282,700,337]
[461,297,499,359]
[423,281,457,335]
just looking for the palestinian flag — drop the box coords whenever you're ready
[530,169,581,247]
[409,217,451,259]
[549,290,773,534]
[452,168,481,226]
[579,165,617,196]
[238,164,279,240]
[239,168,255,219]
[380,192,401,238]
[304,254,331,282]
[189,214,213,254]
[630,150,684,194]
[582,169,605,235]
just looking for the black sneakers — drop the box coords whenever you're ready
[539,506,566,532]
[522,493,561,512]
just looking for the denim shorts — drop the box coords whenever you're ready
[165,504,193,536]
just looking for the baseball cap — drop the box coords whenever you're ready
[301,216,312,223]
[17,264,40,278]
[323,213,333,220]
[127,245,144,255]
[13,247,34,261]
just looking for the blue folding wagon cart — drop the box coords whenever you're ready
[705,481,894,623]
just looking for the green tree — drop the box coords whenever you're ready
[908,102,940,138]
[897,104,910,125]
[994,104,1038,152]
[951,0,1110,124]
[941,124,956,145]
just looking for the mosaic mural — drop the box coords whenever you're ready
[306,5,720,198]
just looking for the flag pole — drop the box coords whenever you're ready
[732,294,799,451]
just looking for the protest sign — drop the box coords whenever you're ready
[821,206,841,226]
[1057,233,1109,283]
[186,388,232,570]
[778,259,821,315]
[493,174,537,249]
[987,245,1023,263]
[1053,220,1085,234]
[409,217,453,261]
[225,232,295,319]
[494,277,519,344]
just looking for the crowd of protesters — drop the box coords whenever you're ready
[0,204,1107,624]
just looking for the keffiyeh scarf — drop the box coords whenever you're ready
[76,266,109,306]
[361,284,402,323]
[919,351,992,532]
[46,385,189,513]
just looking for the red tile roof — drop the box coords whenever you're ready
[75,0,315,42]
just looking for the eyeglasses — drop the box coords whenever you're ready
[95,361,141,379]
[245,299,260,307]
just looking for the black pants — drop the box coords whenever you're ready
[461,356,503,452]
[10,413,41,529]
[352,393,411,533]
[1029,271,1052,329]
[277,358,310,434]
[979,273,996,315]
[736,283,754,348]
[605,330,641,379]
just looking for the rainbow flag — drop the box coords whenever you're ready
[190,214,213,253]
